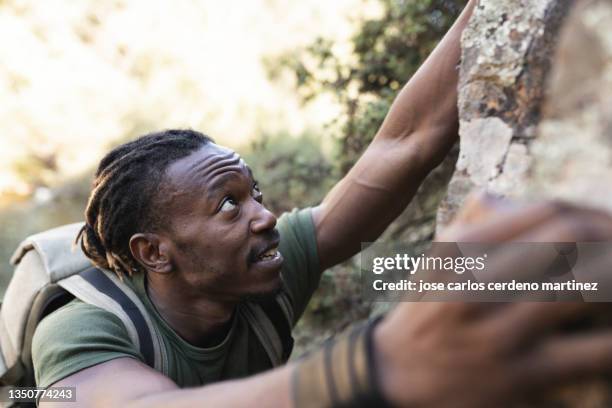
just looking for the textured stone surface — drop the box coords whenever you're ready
[528,0,612,213]
[527,8,612,402]
[437,0,573,230]
[437,0,612,405]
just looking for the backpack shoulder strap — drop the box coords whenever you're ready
[242,292,295,367]
[261,293,294,362]
[59,268,168,376]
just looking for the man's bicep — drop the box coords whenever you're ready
[313,139,424,270]
[41,357,177,408]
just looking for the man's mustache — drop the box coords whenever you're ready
[247,229,281,264]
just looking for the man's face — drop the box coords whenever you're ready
[158,143,283,302]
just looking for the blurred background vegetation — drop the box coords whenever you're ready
[0,0,463,356]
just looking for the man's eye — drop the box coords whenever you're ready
[219,198,238,212]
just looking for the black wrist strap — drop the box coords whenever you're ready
[292,316,394,408]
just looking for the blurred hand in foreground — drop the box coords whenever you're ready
[374,196,612,407]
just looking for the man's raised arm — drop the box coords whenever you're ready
[312,0,477,270]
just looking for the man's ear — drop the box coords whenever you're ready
[129,233,173,274]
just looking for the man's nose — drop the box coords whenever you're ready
[250,203,277,233]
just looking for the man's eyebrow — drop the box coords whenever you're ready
[206,173,242,199]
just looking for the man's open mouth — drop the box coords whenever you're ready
[256,245,280,262]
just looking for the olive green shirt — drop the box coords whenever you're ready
[32,208,320,388]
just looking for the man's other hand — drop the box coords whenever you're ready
[374,196,612,408]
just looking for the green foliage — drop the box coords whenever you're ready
[242,132,334,215]
[272,0,463,172]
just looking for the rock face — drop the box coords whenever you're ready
[437,0,574,229]
[529,5,612,402]
[440,0,612,222]
[438,0,612,405]
[529,0,612,211]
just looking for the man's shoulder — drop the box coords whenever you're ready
[277,207,317,246]
[277,206,318,264]
[276,207,321,325]
[278,207,314,222]
[35,298,124,335]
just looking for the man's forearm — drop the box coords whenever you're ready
[127,364,294,408]
[42,358,294,408]
[375,0,477,165]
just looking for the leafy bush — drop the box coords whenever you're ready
[272,0,463,172]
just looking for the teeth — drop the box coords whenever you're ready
[258,247,278,260]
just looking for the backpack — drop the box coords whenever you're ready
[0,223,294,405]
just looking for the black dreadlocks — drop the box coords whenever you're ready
[78,129,213,277]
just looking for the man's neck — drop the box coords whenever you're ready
[145,274,237,348]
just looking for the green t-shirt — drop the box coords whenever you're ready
[32,208,321,389]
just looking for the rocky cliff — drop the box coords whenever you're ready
[437,0,612,405]
[437,0,573,227]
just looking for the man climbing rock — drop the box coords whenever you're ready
[32,0,612,406]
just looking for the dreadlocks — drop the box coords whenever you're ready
[78,129,213,277]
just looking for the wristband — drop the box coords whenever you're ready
[292,316,393,408]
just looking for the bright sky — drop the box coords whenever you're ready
[0,0,377,198]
